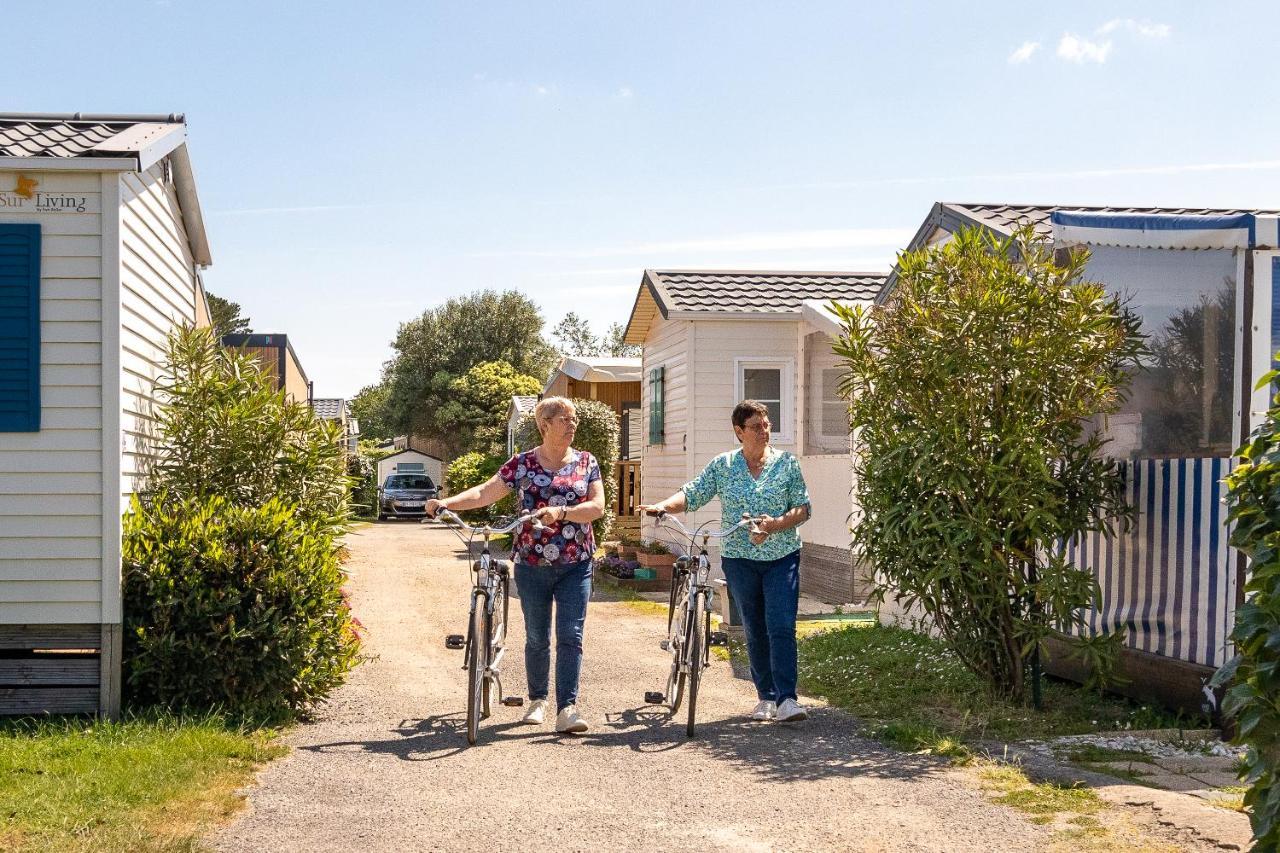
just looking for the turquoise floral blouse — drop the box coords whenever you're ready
[681,447,811,561]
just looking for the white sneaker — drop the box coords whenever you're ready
[555,705,589,734]
[750,700,776,721]
[521,699,548,725]
[776,698,809,722]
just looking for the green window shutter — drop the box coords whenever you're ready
[648,366,665,445]
[0,224,40,432]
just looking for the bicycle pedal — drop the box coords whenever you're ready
[444,634,465,650]
[659,640,670,651]
[501,696,524,707]
[644,691,666,705]
[709,631,729,646]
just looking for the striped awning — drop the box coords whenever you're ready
[1052,211,1280,250]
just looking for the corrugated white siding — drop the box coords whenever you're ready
[640,314,688,543]
[118,165,197,498]
[0,171,104,623]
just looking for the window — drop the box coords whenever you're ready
[819,368,846,437]
[1081,245,1238,458]
[0,224,40,432]
[648,366,665,445]
[734,358,794,443]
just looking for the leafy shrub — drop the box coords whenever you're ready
[833,227,1144,702]
[123,327,358,719]
[123,494,359,719]
[445,450,513,521]
[514,397,620,540]
[151,328,350,537]
[1212,369,1280,848]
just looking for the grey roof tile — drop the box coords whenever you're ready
[647,270,887,314]
[948,203,1280,240]
[311,398,346,420]
[0,114,183,159]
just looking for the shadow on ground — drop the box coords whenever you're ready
[301,705,942,784]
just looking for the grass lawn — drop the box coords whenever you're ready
[798,622,1201,758]
[0,712,284,853]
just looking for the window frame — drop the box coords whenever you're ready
[733,356,795,444]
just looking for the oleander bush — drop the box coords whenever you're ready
[1212,369,1280,848]
[833,226,1144,702]
[122,327,358,720]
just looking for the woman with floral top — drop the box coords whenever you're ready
[425,397,605,735]
[640,400,812,723]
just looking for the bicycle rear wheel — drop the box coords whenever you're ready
[686,591,706,738]
[466,592,489,745]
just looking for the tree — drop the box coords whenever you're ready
[434,360,542,455]
[206,291,251,338]
[833,226,1145,702]
[604,322,640,357]
[1213,368,1280,848]
[350,381,393,441]
[552,312,599,356]
[383,290,557,445]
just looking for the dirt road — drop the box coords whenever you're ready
[212,521,1063,852]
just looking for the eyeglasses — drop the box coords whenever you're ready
[547,416,579,427]
[743,421,772,433]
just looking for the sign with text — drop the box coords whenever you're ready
[0,175,98,214]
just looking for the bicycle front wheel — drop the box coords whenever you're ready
[466,592,490,745]
[665,595,688,714]
[686,591,706,738]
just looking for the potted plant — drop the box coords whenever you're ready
[636,540,675,582]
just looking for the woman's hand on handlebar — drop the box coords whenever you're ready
[424,498,446,520]
[531,505,565,526]
[749,513,776,546]
[637,504,668,517]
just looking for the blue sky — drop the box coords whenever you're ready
[9,2,1279,398]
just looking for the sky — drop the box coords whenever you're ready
[7,1,1280,398]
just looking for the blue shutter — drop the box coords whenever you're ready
[0,224,40,431]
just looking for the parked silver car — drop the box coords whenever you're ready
[377,473,438,521]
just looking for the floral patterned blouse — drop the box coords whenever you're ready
[498,448,602,567]
[681,447,811,561]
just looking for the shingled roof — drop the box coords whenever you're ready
[0,112,210,265]
[916,202,1280,245]
[311,398,347,420]
[623,269,888,344]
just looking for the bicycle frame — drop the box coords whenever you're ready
[434,509,543,742]
[645,511,758,735]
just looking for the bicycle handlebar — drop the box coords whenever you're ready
[430,508,545,536]
[645,509,759,541]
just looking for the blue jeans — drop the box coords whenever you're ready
[721,550,800,703]
[515,560,592,710]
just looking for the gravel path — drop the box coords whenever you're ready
[212,521,1058,852]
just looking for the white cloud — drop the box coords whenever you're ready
[617,86,634,99]
[1057,32,1112,64]
[1099,18,1171,38]
[535,85,551,97]
[1008,41,1041,64]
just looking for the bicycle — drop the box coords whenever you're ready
[642,510,759,737]
[430,508,543,745]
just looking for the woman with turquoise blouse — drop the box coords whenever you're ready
[640,400,812,723]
